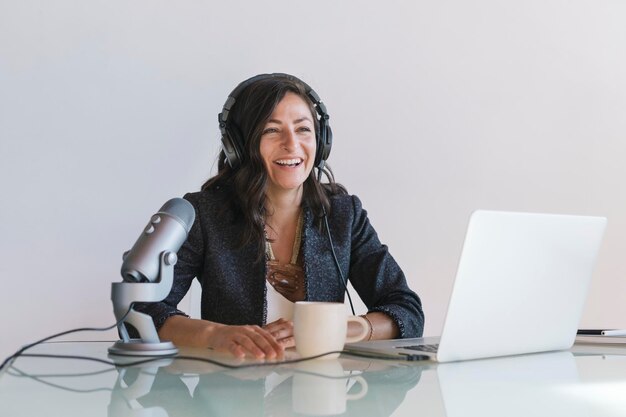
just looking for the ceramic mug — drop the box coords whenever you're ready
[293,301,369,359]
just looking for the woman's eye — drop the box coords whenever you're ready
[298,126,312,133]
[262,127,279,135]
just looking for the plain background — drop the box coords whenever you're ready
[1,0,625,360]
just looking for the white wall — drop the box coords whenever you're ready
[1,0,625,360]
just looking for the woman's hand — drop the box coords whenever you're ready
[207,324,285,359]
[263,318,295,348]
[158,315,292,359]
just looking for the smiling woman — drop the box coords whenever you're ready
[133,73,425,359]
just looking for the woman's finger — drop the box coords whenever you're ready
[263,318,288,331]
[223,340,246,359]
[233,333,268,359]
[249,326,284,357]
[264,319,294,340]
[278,336,295,348]
[210,324,285,359]
[232,326,283,359]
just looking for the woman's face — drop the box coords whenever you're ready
[260,92,316,197]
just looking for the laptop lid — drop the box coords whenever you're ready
[346,210,607,363]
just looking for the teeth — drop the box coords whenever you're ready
[275,158,302,166]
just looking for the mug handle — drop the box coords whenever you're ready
[345,316,370,344]
[346,376,368,400]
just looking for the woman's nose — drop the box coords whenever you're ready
[281,129,298,150]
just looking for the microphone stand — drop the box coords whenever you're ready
[109,252,179,356]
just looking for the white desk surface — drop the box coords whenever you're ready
[2,340,626,417]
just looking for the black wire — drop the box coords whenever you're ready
[16,350,348,370]
[7,365,117,379]
[7,365,114,394]
[323,212,356,315]
[317,166,356,316]
[0,305,133,373]
[6,352,375,396]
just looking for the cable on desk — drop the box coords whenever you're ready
[1,303,425,375]
[7,365,118,379]
[7,365,114,394]
[0,305,133,373]
[15,350,347,370]
[7,346,424,377]
[5,352,371,396]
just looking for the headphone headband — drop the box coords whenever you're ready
[218,73,332,170]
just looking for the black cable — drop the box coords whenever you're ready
[7,365,114,394]
[323,212,355,315]
[7,365,117,379]
[6,353,386,397]
[0,305,133,373]
[317,167,356,316]
[16,350,348,370]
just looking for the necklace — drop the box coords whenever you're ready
[265,210,304,264]
[264,210,306,302]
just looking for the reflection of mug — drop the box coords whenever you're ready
[293,301,369,359]
[292,360,368,416]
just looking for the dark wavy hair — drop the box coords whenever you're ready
[202,74,346,258]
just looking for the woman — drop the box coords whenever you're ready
[136,73,424,359]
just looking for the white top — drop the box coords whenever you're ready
[265,280,294,323]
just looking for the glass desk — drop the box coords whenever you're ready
[2,341,626,417]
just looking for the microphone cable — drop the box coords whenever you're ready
[322,208,355,316]
[0,305,133,373]
[1,312,400,376]
[9,350,351,372]
[318,166,356,316]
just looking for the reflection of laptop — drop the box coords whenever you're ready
[438,351,580,416]
[346,210,606,362]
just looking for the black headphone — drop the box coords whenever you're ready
[218,73,333,170]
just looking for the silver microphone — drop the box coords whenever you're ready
[120,198,195,283]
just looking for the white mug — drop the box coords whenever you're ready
[293,301,369,359]
[292,359,368,415]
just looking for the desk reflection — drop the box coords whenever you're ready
[292,360,368,415]
[107,353,422,417]
[9,342,626,417]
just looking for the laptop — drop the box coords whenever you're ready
[345,210,607,362]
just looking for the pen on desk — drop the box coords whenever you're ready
[577,329,626,337]
[600,329,626,337]
[577,329,605,335]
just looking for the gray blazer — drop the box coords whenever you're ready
[136,186,424,338]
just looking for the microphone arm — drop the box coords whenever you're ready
[109,251,178,356]
[109,252,178,353]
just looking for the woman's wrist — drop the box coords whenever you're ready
[353,312,400,341]
[199,321,226,348]
[360,314,374,341]
[159,315,225,348]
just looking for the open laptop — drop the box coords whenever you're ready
[345,210,607,362]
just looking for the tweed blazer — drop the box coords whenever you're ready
[136,186,425,338]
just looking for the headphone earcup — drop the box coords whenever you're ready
[315,119,333,169]
[221,123,245,169]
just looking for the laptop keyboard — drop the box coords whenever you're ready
[398,343,439,353]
